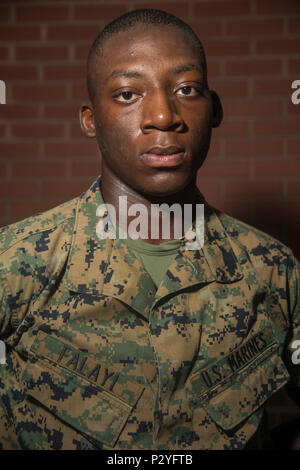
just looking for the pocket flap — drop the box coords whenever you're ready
[190,331,291,432]
[21,331,144,448]
[22,358,132,448]
[201,352,290,430]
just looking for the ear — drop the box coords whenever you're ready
[210,90,223,128]
[79,103,96,138]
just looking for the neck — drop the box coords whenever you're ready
[100,168,200,245]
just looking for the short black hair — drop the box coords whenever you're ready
[87,9,207,102]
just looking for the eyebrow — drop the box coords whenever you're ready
[170,63,203,75]
[104,62,203,84]
[104,70,143,83]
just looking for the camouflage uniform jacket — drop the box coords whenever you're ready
[0,176,299,450]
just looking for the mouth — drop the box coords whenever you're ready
[140,146,185,168]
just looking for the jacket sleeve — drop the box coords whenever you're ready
[0,282,11,339]
[285,254,300,395]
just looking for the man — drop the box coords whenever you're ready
[0,9,299,450]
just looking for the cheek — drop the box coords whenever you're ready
[95,110,138,150]
[95,123,137,173]
[94,120,123,156]
[190,109,212,145]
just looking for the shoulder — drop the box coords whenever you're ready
[215,209,300,329]
[0,194,82,333]
[215,209,297,274]
[0,195,80,296]
[0,196,78,257]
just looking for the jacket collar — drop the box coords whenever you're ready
[64,177,243,316]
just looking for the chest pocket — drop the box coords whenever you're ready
[21,331,144,448]
[190,332,290,432]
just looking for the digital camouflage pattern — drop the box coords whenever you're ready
[0,176,299,450]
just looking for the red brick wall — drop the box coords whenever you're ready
[0,0,300,436]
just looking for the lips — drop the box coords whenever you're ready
[141,145,185,168]
[145,145,184,156]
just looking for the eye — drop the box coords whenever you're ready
[114,91,139,103]
[176,86,201,97]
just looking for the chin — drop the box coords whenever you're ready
[137,176,194,199]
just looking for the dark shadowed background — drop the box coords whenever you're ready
[0,0,299,438]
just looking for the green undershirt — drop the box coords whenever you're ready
[122,233,183,288]
[98,184,184,287]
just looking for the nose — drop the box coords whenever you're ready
[141,90,184,133]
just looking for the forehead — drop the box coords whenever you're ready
[96,24,202,76]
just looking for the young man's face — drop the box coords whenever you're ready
[84,24,216,197]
